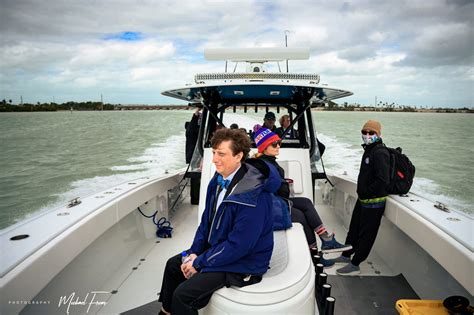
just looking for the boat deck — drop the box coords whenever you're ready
[98,200,199,314]
[93,196,401,314]
[318,201,396,277]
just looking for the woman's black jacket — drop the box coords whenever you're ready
[251,154,290,199]
[357,140,391,200]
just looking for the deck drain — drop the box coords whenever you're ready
[111,290,118,294]
[104,191,114,194]
[156,240,160,243]
[132,267,138,270]
[95,195,105,198]
[128,182,137,185]
[10,234,30,241]
[140,258,146,261]
[57,212,70,216]
[374,270,381,274]
[114,188,122,191]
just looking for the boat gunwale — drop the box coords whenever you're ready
[0,170,185,278]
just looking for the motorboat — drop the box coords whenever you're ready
[1,48,472,315]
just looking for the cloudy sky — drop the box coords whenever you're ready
[1,0,472,107]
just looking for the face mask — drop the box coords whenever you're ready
[362,134,378,145]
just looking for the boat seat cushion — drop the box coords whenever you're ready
[206,223,313,306]
[278,160,304,194]
[265,230,288,276]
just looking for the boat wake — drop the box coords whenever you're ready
[6,133,188,231]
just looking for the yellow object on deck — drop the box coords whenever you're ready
[396,299,448,315]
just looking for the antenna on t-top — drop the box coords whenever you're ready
[284,30,290,72]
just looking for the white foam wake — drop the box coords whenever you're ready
[35,133,187,217]
[222,113,261,131]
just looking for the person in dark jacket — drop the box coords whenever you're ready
[158,128,279,315]
[250,112,277,142]
[275,114,298,139]
[185,108,202,164]
[333,120,390,275]
[252,126,352,267]
[262,111,277,131]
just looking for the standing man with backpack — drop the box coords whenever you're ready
[332,120,391,275]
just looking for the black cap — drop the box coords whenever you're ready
[264,112,276,120]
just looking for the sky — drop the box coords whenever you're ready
[0,0,473,108]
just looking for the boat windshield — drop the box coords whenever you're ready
[186,102,327,180]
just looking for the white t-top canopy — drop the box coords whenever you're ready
[204,47,310,62]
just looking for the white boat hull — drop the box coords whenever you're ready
[1,169,472,314]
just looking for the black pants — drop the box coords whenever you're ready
[291,208,316,246]
[158,254,225,314]
[342,200,385,266]
[158,254,261,314]
[289,197,324,246]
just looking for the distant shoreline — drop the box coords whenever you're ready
[1,102,472,113]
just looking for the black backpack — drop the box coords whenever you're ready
[384,146,416,195]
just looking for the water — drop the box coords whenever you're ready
[311,111,474,214]
[0,110,472,230]
[0,111,189,230]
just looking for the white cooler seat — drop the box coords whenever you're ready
[201,223,316,315]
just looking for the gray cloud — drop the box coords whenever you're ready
[271,0,473,66]
[0,0,472,107]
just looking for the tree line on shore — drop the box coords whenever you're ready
[0,101,115,112]
[1,99,471,113]
[324,101,473,113]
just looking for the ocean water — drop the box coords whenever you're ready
[0,111,190,230]
[311,111,474,214]
[0,110,472,230]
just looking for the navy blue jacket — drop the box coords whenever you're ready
[190,163,281,275]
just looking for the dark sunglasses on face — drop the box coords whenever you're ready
[361,130,376,135]
[271,141,282,148]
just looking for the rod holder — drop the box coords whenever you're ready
[312,254,321,265]
[316,263,324,277]
[325,297,335,315]
[318,272,328,288]
[321,284,332,311]
[316,272,328,309]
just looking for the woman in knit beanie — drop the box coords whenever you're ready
[253,125,281,156]
[251,126,352,267]
[361,119,382,145]
[362,119,381,136]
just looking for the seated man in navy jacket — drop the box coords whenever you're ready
[158,128,281,315]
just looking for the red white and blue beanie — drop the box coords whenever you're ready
[253,126,281,153]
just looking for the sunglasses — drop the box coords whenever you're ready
[361,130,376,135]
[270,141,282,148]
